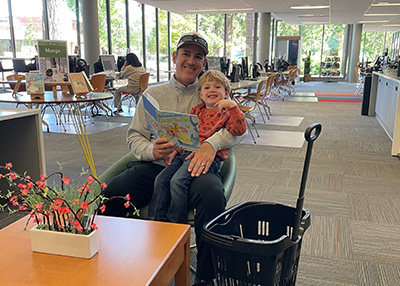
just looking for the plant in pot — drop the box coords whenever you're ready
[0,162,137,259]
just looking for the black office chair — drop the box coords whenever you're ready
[12,59,29,73]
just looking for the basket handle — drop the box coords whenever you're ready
[292,123,322,242]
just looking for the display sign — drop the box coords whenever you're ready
[37,40,69,83]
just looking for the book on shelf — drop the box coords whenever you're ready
[26,72,45,98]
[69,72,89,96]
[142,94,200,152]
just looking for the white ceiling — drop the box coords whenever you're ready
[138,0,400,31]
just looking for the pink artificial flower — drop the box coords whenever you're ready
[5,162,12,169]
[40,173,46,182]
[9,195,18,206]
[34,202,43,212]
[18,203,28,211]
[77,188,82,194]
[8,172,17,180]
[124,201,130,208]
[101,183,107,189]
[99,205,106,213]
[125,194,130,201]
[73,220,83,232]
[36,181,46,190]
[90,223,98,230]
[59,206,71,214]
[83,184,91,193]
[87,176,94,184]
[80,201,89,212]
[72,199,80,205]
[61,177,71,186]
[20,187,29,196]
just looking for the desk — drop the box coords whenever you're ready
[0,216,190,286]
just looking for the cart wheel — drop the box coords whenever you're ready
[304,123,321,142]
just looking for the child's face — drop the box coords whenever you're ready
[199,78,229,110]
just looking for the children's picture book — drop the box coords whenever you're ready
[26,72,45,96]
[69,72,89,95]
[142,94,200,152]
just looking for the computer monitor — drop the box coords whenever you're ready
[240,56,249,79]
[12,59,29,73]
[100,55,117,72]
[68,55,79,73]
[206,57,222,72]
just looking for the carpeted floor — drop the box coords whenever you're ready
[1,80,400,285]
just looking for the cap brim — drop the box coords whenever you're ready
[177,42,208,56]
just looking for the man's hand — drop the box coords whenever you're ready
[186,142,216,177]
[153,138,175,160]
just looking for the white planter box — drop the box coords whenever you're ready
[30,226,99,259]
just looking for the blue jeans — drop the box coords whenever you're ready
[149,152,222,223]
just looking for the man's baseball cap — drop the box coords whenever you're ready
[176,32,208,56]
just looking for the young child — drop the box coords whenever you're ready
[148,70,247,223]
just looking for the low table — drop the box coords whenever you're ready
[0,215,191,285]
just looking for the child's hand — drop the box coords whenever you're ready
[214,99,236,111]
[164,150,178,165]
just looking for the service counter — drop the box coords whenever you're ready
[370,72,400,156]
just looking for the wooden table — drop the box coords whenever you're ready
[0,215,191,286]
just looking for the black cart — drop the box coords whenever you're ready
[203,123,322,286]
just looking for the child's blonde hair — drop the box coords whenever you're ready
[198,70,231,95]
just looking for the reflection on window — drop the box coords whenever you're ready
[110,0,127,56]
[231,13,254,64]
[321,25,345,77]
[11,0,43,58]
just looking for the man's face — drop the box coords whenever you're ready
[173,44,207,86]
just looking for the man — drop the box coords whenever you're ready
[103,32,246,286]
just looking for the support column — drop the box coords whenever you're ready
[82,0,100,75]
[258,12,271,64]
[348,24,362,83]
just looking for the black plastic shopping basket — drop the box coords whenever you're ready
[203,123,322,286]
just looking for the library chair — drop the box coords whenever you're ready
[89,73,113,117]
[96,148,236,272]
[97,148,236,222]
[271,68,297,100]
[239,74,275,123]
[120,72,150,110]
[6,74,26,92]
[237,79,265,144]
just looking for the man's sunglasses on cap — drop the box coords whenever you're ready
[177,34,208,55]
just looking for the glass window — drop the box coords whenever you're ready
[198,14,224,58]
[321,25,345,77]
[0,0,11,58]
[300,25,324,75]
[128,1,143,62]
[144,5,156,83]
[158,9,168,82]
[277,21,299,36]
[170,14,196,49]
[98,0,127,56]
[230,13,254,63]
[11,0,43,58]
[47,0,78,55]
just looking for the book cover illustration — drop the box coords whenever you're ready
[69,72,89,95]
[37,40,69,83]
[142,95,200,152]
[26,73,45,95]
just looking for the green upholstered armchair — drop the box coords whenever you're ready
[97,149,236,222]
